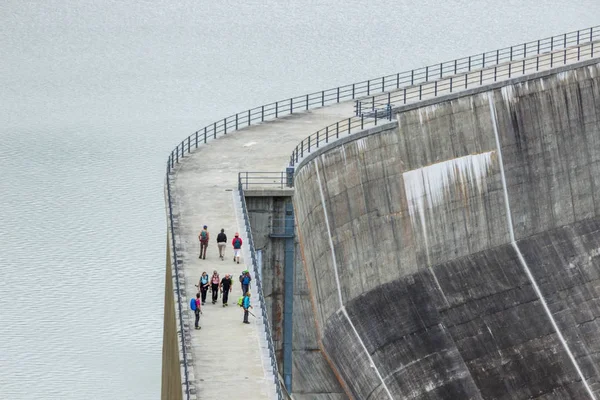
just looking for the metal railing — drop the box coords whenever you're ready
[289,37,599,167]
[166,26,598,176]
[238,178,284,399]
[163,26,599,397]
[355,26,599,114]
[238,171,291,190]
[165,175,191,399]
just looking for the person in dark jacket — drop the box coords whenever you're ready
[220,274,233,306]
[241,270,252,296]
[216,229,227,260]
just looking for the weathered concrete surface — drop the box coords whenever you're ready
[294,61,600,398]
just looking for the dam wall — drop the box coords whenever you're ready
[293,61,600,398]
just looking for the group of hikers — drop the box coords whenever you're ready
[190,226,254,329]
[198,225,243,264]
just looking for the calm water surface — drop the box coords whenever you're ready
[1,1,598,398]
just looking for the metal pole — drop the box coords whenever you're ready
[282,201,295,394]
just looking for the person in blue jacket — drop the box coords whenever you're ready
[242,292,253,324]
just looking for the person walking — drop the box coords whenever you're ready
[220,274,233,307]
[242,291,252,324]
[198,225,210,259]
[232,232,243,264]
[190,292,202,330]
[241,270,252,296]
[210,270,220,304]
[216,229,227,260]
[197,271,210,305]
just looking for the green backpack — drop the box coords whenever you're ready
[237,296,244,307]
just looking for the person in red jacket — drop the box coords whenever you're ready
[232,233,243,264]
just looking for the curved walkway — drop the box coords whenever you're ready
[168,40,599,400]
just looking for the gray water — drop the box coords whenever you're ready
[1,1,598,399]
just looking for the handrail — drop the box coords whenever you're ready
[165,174,191,399]
[238,171,291,190]
[355,26,599,115]
[238,176,285,399]
[288,39,598,167]
[163,26,599,397]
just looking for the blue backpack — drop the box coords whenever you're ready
[190,298,197,311]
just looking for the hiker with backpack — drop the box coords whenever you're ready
[241,270,252,296]
[198,225,210,259]
[210,270,220,304]
[232,232,243,264]
[197,271,210,305]
[242,291,252,324]
[190,292,202,330]
[216,228,227,260]
[220,273,233,307]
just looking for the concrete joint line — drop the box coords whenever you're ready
[315,158,394,400]
[488,94,596,400]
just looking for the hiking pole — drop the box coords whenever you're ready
[248,310,256,318]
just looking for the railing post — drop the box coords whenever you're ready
[276,102,278,118]
[577,30,580,45]
[537,39,540,54]
[348,118,351,135]
[224,118,227,134]
[434,81,438,96]
[336,122,339,139]
[403,88,407,104]
[439,62,443,78]
[396,73,400,88]
[290,98,293,114]
[371,96,375,111]
[301,141,303,158]
[236,114,238,130]
[411,70,414,85]
[181,141,184,158]
[591,27,594,42]
[550,52,553,68]
[564,49,566,64]
[248,109,251,126]
[308,136,311,153]
[352,83,355,99]
[361,115,364,130]
[195,131,198,148]
[245,172,248,190]
[326,126,329,143]
[176,147,179,163]
[536,55,539,71]
[578,46,581,60]
[425,66,429,81]
[564,33,566,48]
[454,59,457,75]
[468,56,471,71]
[382,76,385,92]
[592,42,595,58]
[496,49,499,64]
[171,151,174,169]
[374,110,378,125]
[214,122,217,139]
[508,63,511,78]
[522,59,525,74]
[262,106,264,122]
[204,127,207,144]
[337,87,340,102]
[510,46,513,61]
[523,42,526,58]
[188,137,190,153]
[464,73,468,89]
[450,77,453,93]
[387,92,391,106]
[479,70,483,85]
[316,131,319,148]
[306,94,309,110]
[419,84,422,100]
[551,36,554,51]
[321,91,324,106]
[367,80,370,96]
[482,52,486,68]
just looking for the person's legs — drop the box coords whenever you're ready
[201,242,207,259]
[223,290,229,305]
[195,309,200,329]
[212,284,218,303]
[242,284,247,295]
[243,309,249,323]
[201,287,207,304]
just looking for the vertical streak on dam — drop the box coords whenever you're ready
[489,93,596,400]
[293,61,600,399]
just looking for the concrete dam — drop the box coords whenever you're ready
[163,28,600,400]
[293,62,600,399]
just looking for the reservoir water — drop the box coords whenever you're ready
[1,1,599,399]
